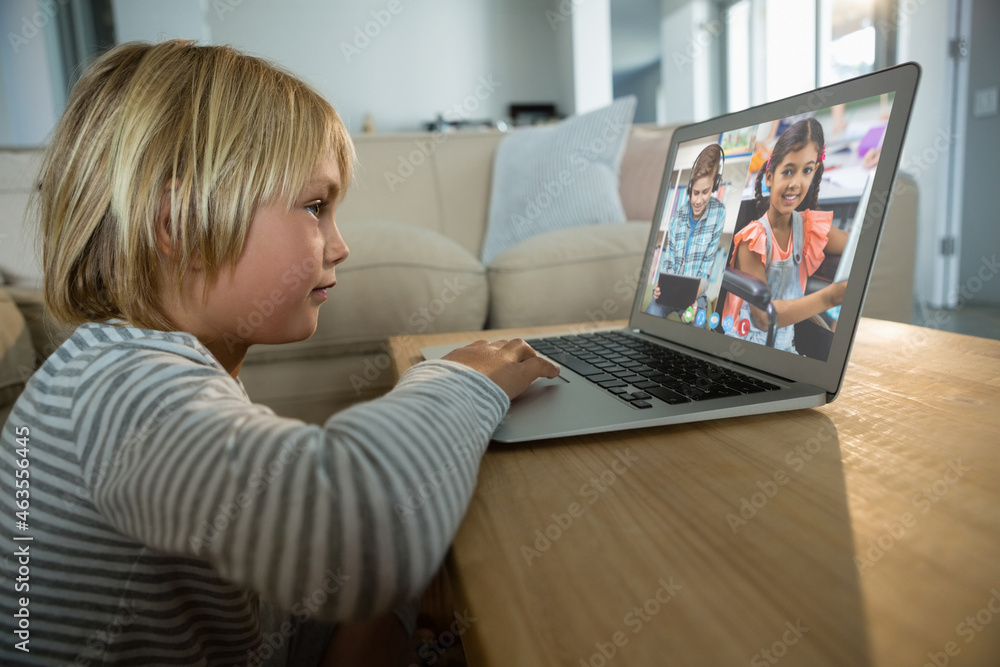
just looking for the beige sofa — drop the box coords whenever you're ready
[0,126,917,426]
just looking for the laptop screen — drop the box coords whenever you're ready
[639,93,896,363]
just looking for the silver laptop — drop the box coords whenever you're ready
[423,63,920,443]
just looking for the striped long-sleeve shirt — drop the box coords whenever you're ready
[0,321,508,665]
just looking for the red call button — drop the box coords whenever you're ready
[737,318,751,337]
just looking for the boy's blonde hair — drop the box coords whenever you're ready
[34,39,354,330]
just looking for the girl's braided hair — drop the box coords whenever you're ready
[754,117,825,217]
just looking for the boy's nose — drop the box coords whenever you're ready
[326,223,350,267]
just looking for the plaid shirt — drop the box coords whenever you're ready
[659,196,725,280]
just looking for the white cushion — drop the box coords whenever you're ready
[0,287,36,409]
[619,125,677,223]
[487,222,652,329]
[479,96,637,266]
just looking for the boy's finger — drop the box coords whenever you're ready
[525,356,561,378]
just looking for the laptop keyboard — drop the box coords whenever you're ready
[526,331,780,410]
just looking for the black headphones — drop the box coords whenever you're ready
[686,144,726,199]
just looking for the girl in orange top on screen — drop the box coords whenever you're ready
[724,117,849,354]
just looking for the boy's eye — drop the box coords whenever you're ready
[305,202,323,217]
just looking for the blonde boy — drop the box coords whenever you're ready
[0,40,555,666]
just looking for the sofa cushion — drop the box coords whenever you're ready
[487,222,652,329]
[479,96,637,266]
[1,149,46,286]
[430,131,506,256]
[335,136,445,236]
[2,286,73,361]
[336,131,507,258]
[245,221,488,364]
[0,286,37,410]
[619,125,676,224]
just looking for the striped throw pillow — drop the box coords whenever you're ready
[480,96,637,266]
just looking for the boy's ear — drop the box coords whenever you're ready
[154,195,177,260]
[155,182,203,269]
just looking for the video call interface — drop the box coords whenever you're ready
[640,93,895,362]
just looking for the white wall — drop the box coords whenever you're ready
[957,0,1000,305]
[554,1,577,117]
[111,0,209,43]
[568,0,613,114]
[614,61,660,123]
[0,0,63,146]
[896,0,954,308]
[111,0,580,133]
[0,56,12,145]
[2,0,619,141]
[659,0,716,124]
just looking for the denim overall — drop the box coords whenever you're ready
[737,211,804,352]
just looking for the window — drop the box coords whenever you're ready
[726,0,752,111]
[724,0,896,113]
[819,0,878,86]
[0,0,114,146]
[764,0,817,102]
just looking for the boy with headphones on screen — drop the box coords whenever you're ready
[645,144,727,321]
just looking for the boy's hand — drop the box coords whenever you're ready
[442,339,560,401]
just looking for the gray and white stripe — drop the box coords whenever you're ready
[1,321,507,665]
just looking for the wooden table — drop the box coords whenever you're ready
[390,318,1000,667]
